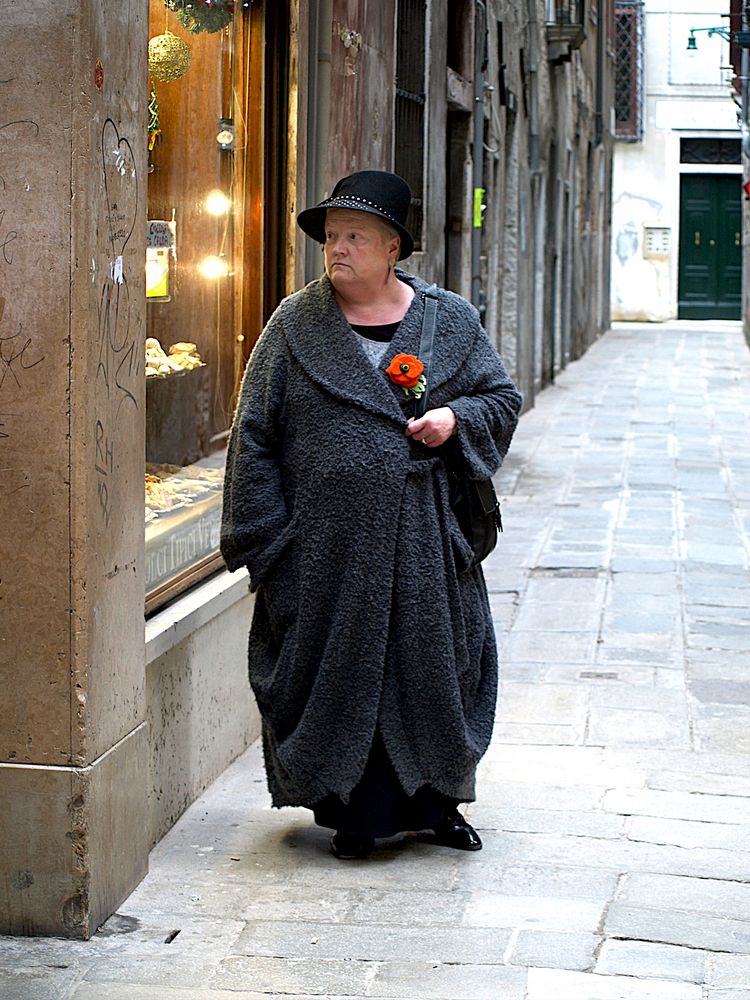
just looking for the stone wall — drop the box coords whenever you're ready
[482,0,614,405]
[0,0,149,938]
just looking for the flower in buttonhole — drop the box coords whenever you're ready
[386,353,426,398]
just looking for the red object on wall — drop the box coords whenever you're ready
[94,59,104,91]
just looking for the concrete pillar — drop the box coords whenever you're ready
[0,0,148,937]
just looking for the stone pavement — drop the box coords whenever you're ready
[3,320,750,1000]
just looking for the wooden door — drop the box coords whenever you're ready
[678,174,741,320]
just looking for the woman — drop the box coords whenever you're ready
[221,170,522,860]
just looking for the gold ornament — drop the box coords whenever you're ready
[148,31,192,82]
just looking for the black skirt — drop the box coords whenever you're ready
[313,730,460,838]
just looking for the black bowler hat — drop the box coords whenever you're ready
[297,169,414,260]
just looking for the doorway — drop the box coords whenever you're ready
[678,173,741,320]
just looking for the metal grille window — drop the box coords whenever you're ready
[614,0,644,142]
[680,138,741,164]
[395,0,426,250]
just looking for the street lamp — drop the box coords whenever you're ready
[686,26,731,50]
[687,26,750,50]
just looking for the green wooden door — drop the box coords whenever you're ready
[678,174,742,320]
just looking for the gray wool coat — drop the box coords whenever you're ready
[220,270,522,809]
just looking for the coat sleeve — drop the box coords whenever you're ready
[447,324,523,480]
[220,318,293,583]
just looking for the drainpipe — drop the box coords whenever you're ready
[472,0,487,311]
[742,1,749,338]
[595,0,604,145]
[527,0,540,172]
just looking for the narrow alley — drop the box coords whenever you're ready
[3,318,750,999]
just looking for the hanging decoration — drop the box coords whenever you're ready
[148,30,193,82]
[148,85,162,152]
[163,0,251,35]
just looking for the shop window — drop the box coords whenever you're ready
[144,1,276,615]
[395,0,427,251]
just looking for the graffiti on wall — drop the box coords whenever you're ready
[0,91,43,472]
[95,117,140,525]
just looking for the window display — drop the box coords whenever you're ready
[145,1,243,613]
[144,0,286,613]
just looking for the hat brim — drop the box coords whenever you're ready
[297,199,414,260]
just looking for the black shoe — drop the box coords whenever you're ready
[432,811,483,851]
[330,831,375,860]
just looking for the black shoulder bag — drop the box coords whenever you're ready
[415,286,503,567]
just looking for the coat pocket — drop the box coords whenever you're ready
[259,520,300,640]
[264,555,299,639]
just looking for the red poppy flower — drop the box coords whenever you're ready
[386,353,424,388]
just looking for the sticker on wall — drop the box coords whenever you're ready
[146,248,171,299]
[147,219,177,302]
[95,59,104,91]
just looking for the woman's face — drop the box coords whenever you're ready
[323,209,399,292]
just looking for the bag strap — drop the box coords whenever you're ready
[414,284,439,419]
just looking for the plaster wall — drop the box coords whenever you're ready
[611,0,740,321]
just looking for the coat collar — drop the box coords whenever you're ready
[280,271,478,424]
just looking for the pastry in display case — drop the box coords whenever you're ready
[145,461,225,596]
[145,336,211,468]
[145,337,205,377]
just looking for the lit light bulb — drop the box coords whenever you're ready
[206,189,231,215]
[199,255,229,279]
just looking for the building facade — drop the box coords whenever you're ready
[611,0,743,323]
[0,0,613,936]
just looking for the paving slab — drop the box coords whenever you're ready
[627,815,750,853]
[605,902,750,954]
[231,920,511,964]
[595,939,707,983]
[72,989,363,1000]
[211,955,376,995]
[0,968,83,1000]
[603,788,750,824]
[646,770,750,797]
[470,804,626,840]
[617,872,750,920]
[461,893,604,932]
[509,930,599,970]
[526,967,703,999]
[586,706,690,748]
[494,864,620,901]
[368,961,527,1000]
[707,953,750,987]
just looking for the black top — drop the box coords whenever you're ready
[350,321,400,343]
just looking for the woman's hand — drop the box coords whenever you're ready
[405,406,457,448]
